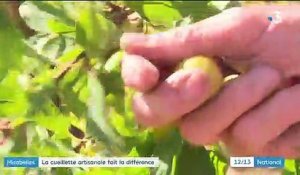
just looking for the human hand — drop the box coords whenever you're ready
[121,5,300,158]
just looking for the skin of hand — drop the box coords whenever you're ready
[120,5,300,158]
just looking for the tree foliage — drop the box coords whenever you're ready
[0,1,298,175]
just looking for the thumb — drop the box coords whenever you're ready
[120,7,269,62]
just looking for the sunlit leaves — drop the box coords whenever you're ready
[110,109,136,137]
[28,137,75,157]
[48,19,75,34]
[126,1,182,28]
[209,148,228,175]
[76,4,121,59]
[126,1,221,29]
[0,71,28,118]
[57,47,84,63]
[284,159,297,175]
[87,72,124,148]
[20,1,77,68]
[32,114,73,139]
[25,33,76,62]
[19,1,75,33]
[169,1,221,22]
[61,84,87,118]
[0,7,25,80]
[56,60,87,118]
[104,50,124,73]
[19,1,55,33]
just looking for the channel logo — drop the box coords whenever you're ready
[268,11,282,24]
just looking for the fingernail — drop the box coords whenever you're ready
[167,69,211,103]
[120,33,146,49]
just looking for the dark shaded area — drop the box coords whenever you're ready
[175,143,215,175]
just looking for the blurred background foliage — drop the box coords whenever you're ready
[0,1,299,175]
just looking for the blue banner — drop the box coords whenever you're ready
[254,157,284,168]
[4,157,39,168]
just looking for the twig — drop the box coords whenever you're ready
[54,51,86,82]
[4,1,35,38]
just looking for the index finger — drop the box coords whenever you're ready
[120,7,270,63]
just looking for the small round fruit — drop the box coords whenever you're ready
[182,55,223,97]
[152,56,223,141]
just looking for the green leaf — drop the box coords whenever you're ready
[115,147,150,175]
[126,1,221,28]
[25,82,57,117]
[283,169,296,175]
[19,1,75,33]
[41,35,67,60]
[10,123,28,153]
[48,19,75,34]
[31,1,76,26]
[61,82,87,118]
[124,87,136,119]
[210,150,228,175]
[76,4,121,59]
[73,74,89,104]
[126,1,182,28]
[153,129,183,175]
[295,159,300,174]
[174,143,215,175]
[117,166,150,175]
[100,71,125,117]
[0,71,28,118]
[57,46,84,63]
[86,168,114,175]
[106,93,124,114]
[32,114,73,139]
[0,9,25,80]
[284,159,296,173]
[87,72,124,148]
[27,136,75,157]
[110,109,136,137]
[19,1,56,33]
[171,1,221,22]
[99,71,125,99]
[104,50,124,73]
[26,33,76,61]
[52,168,73,175]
